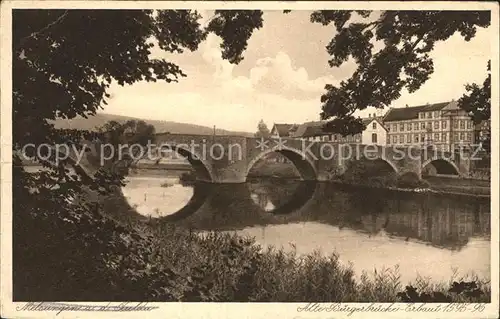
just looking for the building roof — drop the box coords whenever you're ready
[383,102,451,122]
[300,125,326,138]
[293,117,385,138]
[289,124,299,132]
[362,117,387,131]
[292,121,324,138]
[272,123,294,136]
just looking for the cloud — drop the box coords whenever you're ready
[101,16,492,133]
[248,51,338,98]
[200,34,345,99]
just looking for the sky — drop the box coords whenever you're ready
[102,10,492,133]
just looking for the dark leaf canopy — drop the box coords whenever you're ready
[310,10,490,135]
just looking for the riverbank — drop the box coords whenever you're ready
[249,162,490,197]
[16,171,491,302]
[98,188,490,302]
[98,190,494,302]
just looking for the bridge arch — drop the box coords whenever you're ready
[248,180,318,215]
[376,156,399,175]
[422,158,460,176]
[130,145,215,182]
[342,156,399,179]
[246,146,317,181]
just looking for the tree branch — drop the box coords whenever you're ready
[407,33,426,54]
[15,10,69,52]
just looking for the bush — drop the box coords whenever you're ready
[13,169,490,302]
[14,196,491,302]
[396,172,430,189]
[338,160,398,188]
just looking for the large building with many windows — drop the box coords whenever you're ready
[383,100,475,151]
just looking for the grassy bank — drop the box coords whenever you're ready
[14,183,491,302]
[424,176,490,196]
[251,161,490,197]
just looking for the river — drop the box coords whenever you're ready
[122,174,491,285]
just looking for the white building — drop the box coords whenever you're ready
[361,117,387,146]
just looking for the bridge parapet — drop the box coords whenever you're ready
[63,133,478,183]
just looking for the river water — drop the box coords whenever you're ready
[122,174,491,284]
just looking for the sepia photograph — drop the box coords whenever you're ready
[0,1,498,318]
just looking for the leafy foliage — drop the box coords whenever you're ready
[12,9,492,302]
[11,9,258,300]
[95,119,156,165]
[254,119,271,138]
[309,10,490,135]
[458,61,491,153]
[206,10,264,64]
[397,281,486,302]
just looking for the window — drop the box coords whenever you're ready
[400,123,404,131]
[434,121,439,129]
[427,112,432,119]
[421,134,426,143]
[372,133,378,143]
[434,133,440,142]
[414,135,419,143]
[408,123,412,131]
[399,135,404,144]
[427,122,432,130]
[406,134,411,143]
[333,134,338,141]
[434,111,440,118]
[372,122,377,129]
[454,132,459,142]
[421,122,426,129]
[392,124,397,132]
[459,132,464,141]
[392,135,397,144]
[460,120,465,129]
[465,132,470,141]
[322,135,328,141]
[356,134,361,142]
[467,121,472,129]
[419,113,425,119]
[454,120,459,129]
[443,133,447,142]
[442,120,447,129]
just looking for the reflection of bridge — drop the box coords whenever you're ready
[78,133,472,183]
[161,181,489,251]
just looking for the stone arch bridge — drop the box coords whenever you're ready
[75,133,471,183]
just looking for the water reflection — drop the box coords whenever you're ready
[125,176,490,283]
[121,175,195,218]
[169,179,490,252]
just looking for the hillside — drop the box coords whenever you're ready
[51,113,253,137]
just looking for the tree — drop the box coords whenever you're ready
[94,120,157,170]
[12,9,262,300]
[458,61,491,153]
[11,8,492,299]
[255,119,271,138]
[307,10,491,135]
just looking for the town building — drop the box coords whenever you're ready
[270,123,298,138]
[361,115,388,146]
[289,114,386,145]
[383,100,475,151]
